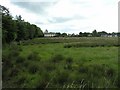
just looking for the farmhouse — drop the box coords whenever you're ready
[44,30,56,37]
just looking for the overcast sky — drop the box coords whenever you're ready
[0,0,119,34]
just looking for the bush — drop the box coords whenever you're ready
[16,74,27,85]
[27,51,41,61]
[9,49,20,57]
[9,67,20,77]
[105,67,115,78]
[43,62,56,72]
[2,52,13,68]
[51,54,64,63]
[64,64,72,70]
[64,44,72,48]
[31,72,50,88]
[78,65,88,73]
[86,64,105,77]
[66,57,73,64]
[28,63,39,74]
[9,44,22,52]
[16,56,25,63]
[53,70,69,86]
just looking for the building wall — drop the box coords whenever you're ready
[44,33,56,37]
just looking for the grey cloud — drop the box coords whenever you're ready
[71,0,92,8]
[11,1,57,14]
[48,27,74,33]
[10,0,58,2]
[48,16,86,23]
[35,21,45,25]
[48,17,71,23]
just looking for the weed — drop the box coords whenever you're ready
[51,54,64,63]
[66,57,73,64]
[27,51,41,61]
[28,63,39,74]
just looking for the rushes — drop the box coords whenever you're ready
[2,37,118,88]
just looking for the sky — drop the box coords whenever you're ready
[0,0,119,34]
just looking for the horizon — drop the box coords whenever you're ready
[0,0,119,34]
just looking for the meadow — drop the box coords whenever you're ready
[2,37,119,89]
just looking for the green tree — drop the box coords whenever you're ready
[92,30,98,37]
[37,28,44,37]
[55,32,61,37]
[98,31,107,37]
[1,5,44,43]
[61,33,67,37]
[79,32,83,37]
[1,5,17,43]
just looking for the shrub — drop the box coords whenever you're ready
[105,68,115,78]
[51,54,64,63]
[16,74,27,85]
[64,44,72,48]
[33,72,50,88]
[53,70,69,85]
[9,44,22,51]
[16,56,25,63]
[66,57,73,64]
[9,67,20,77]
[43,62,56,71]
[87,64,104,77]
[2,52,13,68]
[64,64,72,70]
[27,51,41,61]
[9,49,20,57]
[28,63,39,74]
[78,65,88,73]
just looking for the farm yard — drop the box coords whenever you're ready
[2,37,119,88]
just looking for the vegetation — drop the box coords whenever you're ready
[2,37,119,88]
[1,5,44,44]
[1,4,119,45]
[1,5,119,89]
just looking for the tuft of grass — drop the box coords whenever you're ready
[53,70,69,86]
[28,63,40,74]
[16,56,25,63]
[66,57,73,64]
[51,54,64,63]
[27,51,41,61]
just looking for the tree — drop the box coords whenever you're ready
[0,5,9,15]
[92,30,98,37]
[55,32,61,37]
[2,7,17,43]
[2,5,44,44]
[71,33,75,37]
[61,33,67,37]
[79,32,83,37]
[98,31,107,37]
[83,32,90,37]
[15,15,23,21]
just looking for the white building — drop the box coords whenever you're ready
[44,30,56,37]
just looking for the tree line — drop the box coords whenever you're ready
[1,5,44,44]
[54,30,120,37]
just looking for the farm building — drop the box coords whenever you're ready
[44,30,56,37]
[101,33,118,37]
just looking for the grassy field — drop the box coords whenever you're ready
[2,37,119,88]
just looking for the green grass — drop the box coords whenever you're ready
[2,37,119,88]
[20,44,118,64]
[21,37,119,45]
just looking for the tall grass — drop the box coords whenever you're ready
[2,37,119,88]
